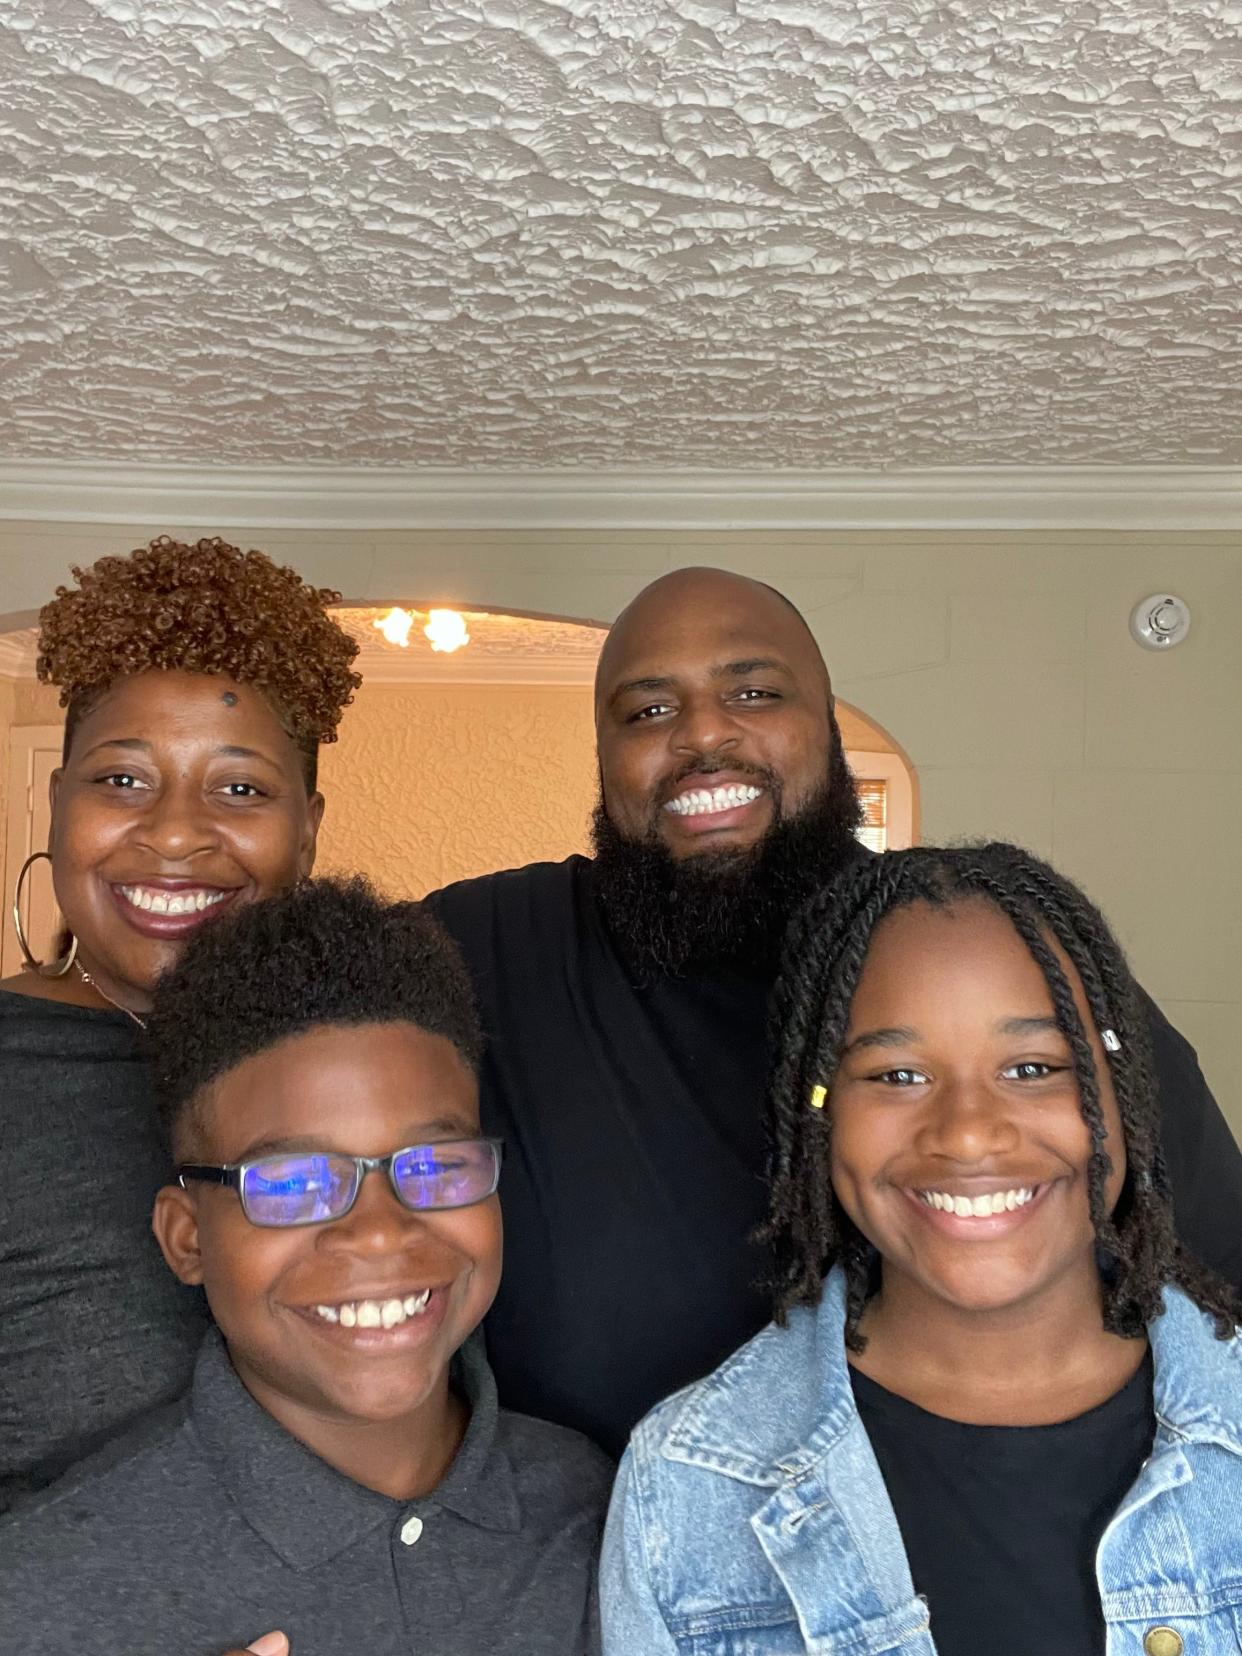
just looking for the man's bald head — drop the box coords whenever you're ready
[595,567,830,715]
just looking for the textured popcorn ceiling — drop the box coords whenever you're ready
[1,0,1240,469]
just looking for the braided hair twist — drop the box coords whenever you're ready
[760,843,1242,1351]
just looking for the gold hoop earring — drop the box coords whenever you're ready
[12,851,77,978]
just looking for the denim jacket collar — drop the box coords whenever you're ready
[662,1267,1242,1482]
[1147,1283,1242,1457]
[660,1271,930,1648]
[632,1270,1241,1654]
[662,1269,855,1487]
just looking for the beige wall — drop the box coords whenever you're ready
[1,521,1238,1136]
[12,681,62,723]
[316,683,597,896]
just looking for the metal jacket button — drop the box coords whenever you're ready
[1143,1628,1183,1656]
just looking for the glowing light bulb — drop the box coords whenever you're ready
[424,609,470,653]
[373,607,414,648]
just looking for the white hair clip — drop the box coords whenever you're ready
[1101,1029,1122,1053]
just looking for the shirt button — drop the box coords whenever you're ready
[399,1515,424,1547]
[1143,1629,1183,1656]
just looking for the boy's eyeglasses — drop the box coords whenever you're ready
[176,1137,503,1229]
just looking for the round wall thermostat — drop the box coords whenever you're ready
[1130,594,1191,650]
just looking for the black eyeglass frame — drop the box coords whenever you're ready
[176,1136,504,1228]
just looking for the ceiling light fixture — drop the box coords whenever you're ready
[424,609,471,653]
[373,607,414,648]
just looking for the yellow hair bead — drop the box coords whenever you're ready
[809,1085,828,1111]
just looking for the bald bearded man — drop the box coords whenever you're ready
[428,568,1242,1454]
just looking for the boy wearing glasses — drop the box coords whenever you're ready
[0,878,611,1656]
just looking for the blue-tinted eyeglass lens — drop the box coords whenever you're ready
[391,1140,498,1211]
[241,1154,358,1226]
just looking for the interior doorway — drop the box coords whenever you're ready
[836,702,918,854]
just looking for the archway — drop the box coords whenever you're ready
[836,700,919,853]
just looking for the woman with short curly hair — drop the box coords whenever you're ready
[0,535,360,1510]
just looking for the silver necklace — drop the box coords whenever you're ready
[75,961,148,1031]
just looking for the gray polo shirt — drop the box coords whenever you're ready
[0,1330,613,1656]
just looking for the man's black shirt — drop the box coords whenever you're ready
[430,855,1242,1456]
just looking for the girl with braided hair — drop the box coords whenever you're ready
[602,843,1242,1656]
[0,536,360,1512]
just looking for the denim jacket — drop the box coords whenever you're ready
[601,1270,1242,1654]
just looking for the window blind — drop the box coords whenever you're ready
[854,777,888,854]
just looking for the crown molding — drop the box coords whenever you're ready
[0,461,1239,530]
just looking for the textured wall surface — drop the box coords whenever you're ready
[13,681,61,723]
[2,1,1241,467]
[309,683,597,896]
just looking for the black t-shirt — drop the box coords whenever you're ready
[431,858,773,1454]
[851,1356,1155,1655]
[430,856,1242,1455]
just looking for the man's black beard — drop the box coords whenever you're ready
[590,745,866,981]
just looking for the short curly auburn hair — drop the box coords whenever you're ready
[37,536,361,791]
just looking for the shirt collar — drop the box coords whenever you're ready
[428,1334,523,1534]
[189,1327,521,1572]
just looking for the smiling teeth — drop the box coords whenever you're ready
[920,1188,1035,1215]
[665,784,763,818]
[120,885,230,916]
[315,1290,432,1329]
